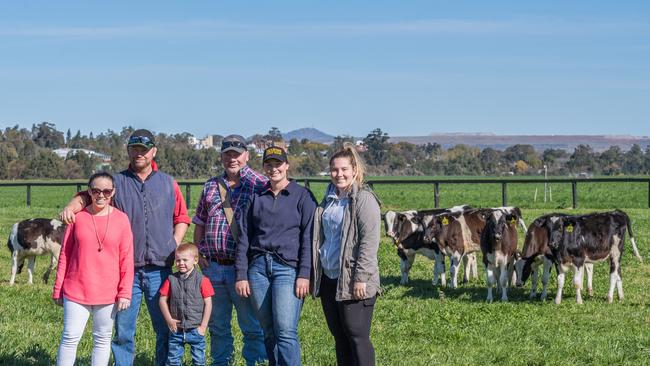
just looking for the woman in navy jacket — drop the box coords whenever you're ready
[235,146,317,366]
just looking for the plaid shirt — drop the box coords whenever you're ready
[193,165,268,260]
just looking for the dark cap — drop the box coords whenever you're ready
[128,129,156,149]
[263,146,288,163]
[221,134,247,153]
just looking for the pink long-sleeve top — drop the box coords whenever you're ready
[52,207,134,305]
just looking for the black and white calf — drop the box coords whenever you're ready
[384,205,471,286]
[480,208,522,302]
[7,218,65,285]
[546,210,642,304]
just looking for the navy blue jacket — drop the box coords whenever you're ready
[236,180,317,281]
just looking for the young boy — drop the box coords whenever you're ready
[159,243,214,366]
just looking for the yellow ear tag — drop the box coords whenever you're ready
[441,217,449,226]
[510,218,516,226]
[566,224,574,233]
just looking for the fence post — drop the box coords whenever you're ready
[26,184,31,208]
[304,179,310,190]
[76,184,82,192]
[185,184,191,209]
[501,182,507,206]
[572,181,578,209]
[434,182,440,208]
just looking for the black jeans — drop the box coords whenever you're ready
[320,275,376,366]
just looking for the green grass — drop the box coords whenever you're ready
[1,182,650,365]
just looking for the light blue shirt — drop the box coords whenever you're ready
[319,185,349,279]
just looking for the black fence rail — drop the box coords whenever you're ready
[1,177,649,209]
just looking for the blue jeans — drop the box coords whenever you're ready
[167,328,206,366]
[248,254,303,366]
[112,265,171,366]
[202,262,267,366]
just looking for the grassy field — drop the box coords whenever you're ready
[1,180,649,365]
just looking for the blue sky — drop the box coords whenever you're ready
[1,1,649,138]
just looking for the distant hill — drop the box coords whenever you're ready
[389,133,650,152]
[283,128,335,143]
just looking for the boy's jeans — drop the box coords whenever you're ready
[167,328,206,366]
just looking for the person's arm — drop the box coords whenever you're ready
[194,223,209,269]
[296,190,317,299]
[198,296,212,336]
[59,193,89,224]
[171,180,191,244]
[173,222,189,245]
[158,280,179,332]
[351,193,381,300]
[116,215,134,311]
[52,223,75,305]
[235,196,254,298]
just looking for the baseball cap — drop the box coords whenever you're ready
[128,129,156,149]
[221,134,247,153]
[263,146,288,163]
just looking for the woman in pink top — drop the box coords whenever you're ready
[52,172,134,366]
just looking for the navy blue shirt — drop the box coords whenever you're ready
[236,180,317,281]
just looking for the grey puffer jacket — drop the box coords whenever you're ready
[311,182,381,301]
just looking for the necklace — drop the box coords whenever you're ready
[90,206,111,252]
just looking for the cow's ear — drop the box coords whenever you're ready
[411,216,422,225]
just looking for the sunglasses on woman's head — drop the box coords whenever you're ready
[89,188,114,197]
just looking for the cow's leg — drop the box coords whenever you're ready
[435,254,447,287]
[585,263,594,297]
[10,251,18,285]
[607,242,623,303]
[529,263,539,299]
[573,265,584,305]
[616,265,624,301]
[462,254,471,283]
[400,253,416,285]
[540,259,552,301]
[485,261,495,303]
[555,269,566,305]
[449,253,462,289]
[499,260,510,302]
[508,258,516,288]
[44,252,57,284]
[27,256,35,285]
[462,252,478,282]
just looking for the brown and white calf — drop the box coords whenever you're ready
[546,210,642,304]
[480,208,522,302]
[7,218,65,285]
[422,208,494,288]
[384,205,471,286]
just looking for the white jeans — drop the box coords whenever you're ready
[57,298,116,366]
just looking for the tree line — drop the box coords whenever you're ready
[2,123,650,180]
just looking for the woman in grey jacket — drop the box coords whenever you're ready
[311,143,381,366]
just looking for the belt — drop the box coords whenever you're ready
[209,257,235,266]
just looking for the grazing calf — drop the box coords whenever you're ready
[7,218,65,285]
[384,205,471,286]
[515,213,565,300]
[547,210,642,304]
[481,208,521,302]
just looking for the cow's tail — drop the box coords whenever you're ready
[8,223,24,274]
[620,210,642,262]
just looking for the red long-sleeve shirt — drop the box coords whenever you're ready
[53,207,134,305]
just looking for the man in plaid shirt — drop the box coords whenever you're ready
[193,134,268,366]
